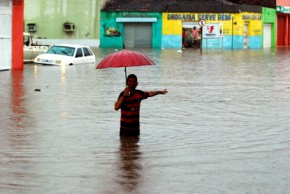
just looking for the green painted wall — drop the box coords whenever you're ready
[262,7,277,48]
[24,0,100,39]
[100,12,123,48]
[100,12,162,48]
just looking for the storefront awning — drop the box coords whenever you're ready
[116,17,157,23]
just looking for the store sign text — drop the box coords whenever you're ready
[242,15,261,20]
[121,13,156,17]
[277,6,290,14]
[167,14,231,21]
[168,13,262,21]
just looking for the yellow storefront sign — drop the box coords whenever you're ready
[162,12,262,36]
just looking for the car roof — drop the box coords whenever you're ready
[52,44,91,48]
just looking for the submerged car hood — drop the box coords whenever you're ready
[37,53,73,60]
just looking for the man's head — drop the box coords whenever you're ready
[126,74,138,90]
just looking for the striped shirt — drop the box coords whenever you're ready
[118,90,149,134]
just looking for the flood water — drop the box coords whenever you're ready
[1,48,290,194]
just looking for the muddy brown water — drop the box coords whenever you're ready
[1,48,290,193]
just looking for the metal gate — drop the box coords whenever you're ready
[0,0,12,71]
[124,23,152,48]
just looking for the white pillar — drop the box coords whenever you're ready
[0,0,12,71]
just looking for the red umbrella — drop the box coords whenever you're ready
[96,49,155,81]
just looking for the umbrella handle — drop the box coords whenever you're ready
[125,67,127,84]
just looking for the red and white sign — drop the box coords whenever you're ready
[202,23,220,38]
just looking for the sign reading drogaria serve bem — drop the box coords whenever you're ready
[202,23,220,38]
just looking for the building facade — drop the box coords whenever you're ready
[262,7,276,48]
[161,12,264,49]
[24,0,101,46]
[0,0,24,71]
[276,0,290,47]
[100,0,270,49]
[100,12,162,48]
[0,0,12,70]
[23,0,277,50]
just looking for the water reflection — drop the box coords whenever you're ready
[2,71,36,193]
[11,70,26,128]
[117,136,141,193]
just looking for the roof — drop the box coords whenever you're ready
[51,44,91,48]
[102,0,262,13]
[227,0,275,8]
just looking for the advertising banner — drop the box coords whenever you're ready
[202,23,220,38]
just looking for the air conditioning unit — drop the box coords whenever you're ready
[27,23,37,32]
[63,23,75,32]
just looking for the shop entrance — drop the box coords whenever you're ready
[263,24,272,48]
[244,22,249,49]
[182,22,201,48]
[277,15,287,46]
[124,23,152,48]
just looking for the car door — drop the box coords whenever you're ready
[82,47,95,64]
[74,48,85,64]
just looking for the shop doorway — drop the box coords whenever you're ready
[124,23,152,48]
[263,24,272,48]
[277,15,287,47]
[182,22,201,48]
[244,22,248,49]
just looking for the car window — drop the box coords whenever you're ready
[47,46,75,56]
[88,48,94,56]
[83,47,92,57]
[75,48,83,58]
[23,35,29,46]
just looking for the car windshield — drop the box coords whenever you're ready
[46,46,75,57]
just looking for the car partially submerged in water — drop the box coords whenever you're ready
[34,44,96,65]
[24,32,49,63]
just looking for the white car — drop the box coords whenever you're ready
[34,44,96,65]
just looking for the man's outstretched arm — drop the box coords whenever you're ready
[148,89,168,97]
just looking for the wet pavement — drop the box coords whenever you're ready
[1,47,290,194]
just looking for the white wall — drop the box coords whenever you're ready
[0,0,12,71]
[35,38,100,48]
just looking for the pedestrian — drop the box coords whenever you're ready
[192,26,199,48]
[114,74,168,136]
[182,28,186,48]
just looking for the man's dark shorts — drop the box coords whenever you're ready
[120,128,140,136]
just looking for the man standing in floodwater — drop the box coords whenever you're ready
[114,74,168,136]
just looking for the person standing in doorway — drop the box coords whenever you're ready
[182,28,186,48]
[192,26,199,48]
[114,74,168,136]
